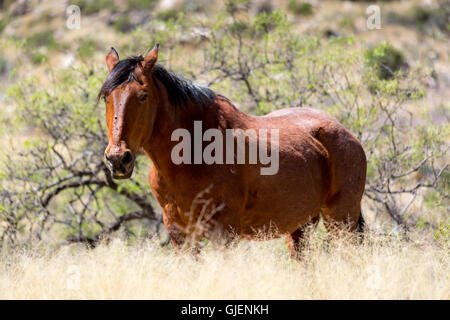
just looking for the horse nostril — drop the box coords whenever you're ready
[122,151,133,166]
[105,153,112,163]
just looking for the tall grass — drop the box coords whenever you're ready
[0,231,448,299]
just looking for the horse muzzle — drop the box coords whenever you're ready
[104,149,135,180]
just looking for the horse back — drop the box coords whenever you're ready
[262,107,367,203]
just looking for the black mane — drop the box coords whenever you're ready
[98,56,216,108]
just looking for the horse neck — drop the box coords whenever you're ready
[142,80,252,175]
[142,81,216,172]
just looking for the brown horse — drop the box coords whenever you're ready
[99,45,367,258]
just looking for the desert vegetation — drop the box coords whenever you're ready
[0,0,448,299]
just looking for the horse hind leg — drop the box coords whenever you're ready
[313,124,366,240]
[286,216,320,261]
[322,190,364,240]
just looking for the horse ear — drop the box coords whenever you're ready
[106,47,119,72]
[143,43,159,72]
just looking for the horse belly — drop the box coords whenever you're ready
[239,150,328,236]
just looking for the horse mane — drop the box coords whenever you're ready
[98,56,216,109]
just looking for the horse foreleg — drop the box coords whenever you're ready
[161,205,201,254]
[165,222,203,254]
[286,216,320,261]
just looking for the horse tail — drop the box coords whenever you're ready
[357,209,365,243]
[357,209,365,232]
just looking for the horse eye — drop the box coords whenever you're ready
[139,95,147,102]
[103,96,107,103]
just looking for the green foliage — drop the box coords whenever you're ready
[78,38,98,59]
[113,15,133,33]
[287,1,313,16]
[0,55,9,74]
[156,9,180,22]
[0,16,10,35]
[409,5,450,33]
[338,17,355,29]
[73,0,117,15]
[126,0,158,10]
[25,30,59,50]
[412,6,433,26]
[364,41,405,80]
[1,64,158,247]
[30,51,47,65]
[435,220,450,247]
[386,3,450,38]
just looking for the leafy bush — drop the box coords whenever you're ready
[287,1,313,16]
[73,0,117,15]
[25,30,59,50]
[0,17,10,35]
[364,41,406,80]
[2,66,161,248]
[78,38,98,59]
[113,15,134,33]
[156,9,180,22]
[125,0,158,10]
[435,220,450,247]
[0,55,9,74]
[30,51,47,65]
[386,3,450,37]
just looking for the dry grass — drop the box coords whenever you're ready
[0,231,448,300]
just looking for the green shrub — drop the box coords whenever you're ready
[0,55,9,74]
[387,4,449,36]
[364,41,405,80]
[0,17,10,35]
[30,51,47,65]
[2,65,158,247]
[126,0,158,11]
[113,15,134,33]
[25,30,59,50]
[156,9,180,22]
[339,17,355,29]
[287,1,313,16]
[78,38,98,59]
[435,220,450,247]
[73,0,117,15]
